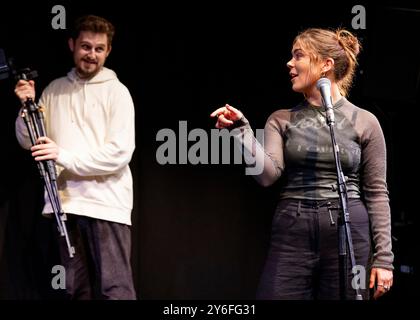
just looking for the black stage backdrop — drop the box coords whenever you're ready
[0,0,417,300]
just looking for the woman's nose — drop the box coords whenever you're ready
[286,59,294,69]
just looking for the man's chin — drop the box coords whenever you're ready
[77,68,99,79]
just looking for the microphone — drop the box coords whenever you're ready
[316,77,335,124]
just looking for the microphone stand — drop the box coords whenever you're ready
[20,76,75,258]
[320,88,362,300]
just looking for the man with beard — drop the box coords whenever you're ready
[14,15,136,300]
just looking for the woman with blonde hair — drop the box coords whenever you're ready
[211,28,393,300]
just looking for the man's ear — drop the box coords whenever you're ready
[106,46,112,58]
[68,38,75,52]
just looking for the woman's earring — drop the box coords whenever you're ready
[321,71,326,78]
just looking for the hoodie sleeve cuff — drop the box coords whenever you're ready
[56,147,74,170]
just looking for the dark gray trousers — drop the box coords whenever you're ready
[257,198,371,300]
[59,215,136,300]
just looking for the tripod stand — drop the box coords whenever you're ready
[19,75,75,258]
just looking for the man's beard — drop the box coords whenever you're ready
[76,65,100,80]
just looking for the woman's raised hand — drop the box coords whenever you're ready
[210,104,243,129]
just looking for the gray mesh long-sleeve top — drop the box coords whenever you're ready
[235,97,393,270]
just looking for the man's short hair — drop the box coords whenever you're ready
[71,15,115,46]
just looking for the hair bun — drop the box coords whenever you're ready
[336,29,361,58]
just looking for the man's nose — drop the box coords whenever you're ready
[87,49,96,57]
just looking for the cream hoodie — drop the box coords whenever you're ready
[15,67,135,225]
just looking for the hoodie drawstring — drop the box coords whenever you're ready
[83,82,87,126]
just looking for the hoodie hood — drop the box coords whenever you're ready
[67,67,117,84]
[66,67,118,124]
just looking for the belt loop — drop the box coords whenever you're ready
[327,201,335,226]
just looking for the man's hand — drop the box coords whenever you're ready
[15,79,35,104]
[31,136,59,161]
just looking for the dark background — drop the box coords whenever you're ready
[0,0,417,300]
